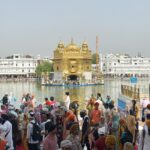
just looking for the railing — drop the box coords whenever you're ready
[121,84,140,100]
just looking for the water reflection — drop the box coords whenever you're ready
[0,79,149,109]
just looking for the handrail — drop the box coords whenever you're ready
[121,84,140,100]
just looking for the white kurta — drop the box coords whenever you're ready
[65,96,70,110]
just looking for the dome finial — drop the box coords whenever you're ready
[71,37,74,44]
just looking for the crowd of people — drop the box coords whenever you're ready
[0,92,150,150]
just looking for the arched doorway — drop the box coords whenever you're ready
[68,75,78,81]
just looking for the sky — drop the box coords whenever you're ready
[0,0,150,58]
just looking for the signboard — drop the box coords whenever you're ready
[118,98,126,111]
[130,77,137,84]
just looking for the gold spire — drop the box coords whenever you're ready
[71,38,74,44]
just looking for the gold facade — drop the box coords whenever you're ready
[53,41,92,81]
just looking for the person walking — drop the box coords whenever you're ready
[43,122,57,150]
[26,112,40,150]
[96,93,104,110]
[65,92,70,111]
[94,127,106,150]
[80,110,90,150]
[90,102,101,126]
[140,98,150,121]
[66,123,82,150]
[1,114,14,150]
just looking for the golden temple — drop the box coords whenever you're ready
[53,40,92,82]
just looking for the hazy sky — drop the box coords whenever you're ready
[0,0,150,58]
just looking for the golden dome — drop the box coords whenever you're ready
[66,43,80,51]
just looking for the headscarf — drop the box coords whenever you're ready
[105,135,116,145]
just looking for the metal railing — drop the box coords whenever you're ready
[121,84,140,100]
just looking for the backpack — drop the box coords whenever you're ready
[31,122,42,141]
[121,128,133,144]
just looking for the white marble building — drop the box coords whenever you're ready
[0,54,39,78]
[101,53,150,77]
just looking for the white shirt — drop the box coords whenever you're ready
[65,96,70,110]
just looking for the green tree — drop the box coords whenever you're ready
[35,61,53,77]
[92,53,99,64]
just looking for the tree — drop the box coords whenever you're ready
[92,53,99,64]
[35,61,53,77]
